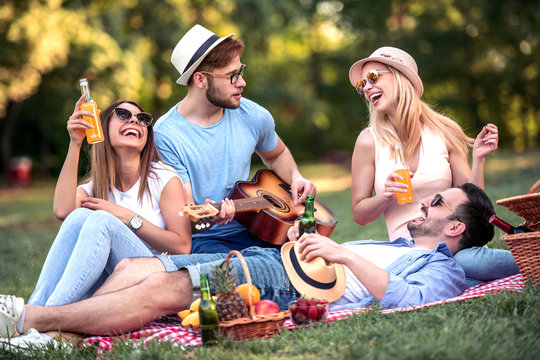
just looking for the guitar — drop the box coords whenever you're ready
[179,169,338,245]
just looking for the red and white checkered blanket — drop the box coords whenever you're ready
[80,274,524,352]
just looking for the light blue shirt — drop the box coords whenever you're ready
[153,98,278,240]
[331,238,466,310]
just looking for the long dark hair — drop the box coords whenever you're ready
[84,100,162,204]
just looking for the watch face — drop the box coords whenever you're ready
[130,216,143,230]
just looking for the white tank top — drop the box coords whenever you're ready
[370,126,452,240]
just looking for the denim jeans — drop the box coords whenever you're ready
[454,246,519,288]
[191,229,281,254]
[164,247,299,310]
[29,208,159,306]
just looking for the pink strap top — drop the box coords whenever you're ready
[370,127,452,240]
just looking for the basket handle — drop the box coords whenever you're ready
[224,250,256,320]
[529,180,540,194]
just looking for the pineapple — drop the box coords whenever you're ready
[210,260,249,322]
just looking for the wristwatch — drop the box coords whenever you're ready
[128,214,143,232]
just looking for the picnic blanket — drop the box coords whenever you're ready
[80,274,524,352]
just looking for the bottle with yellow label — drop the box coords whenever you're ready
[79,78,104,144]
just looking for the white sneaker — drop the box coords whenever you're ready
[0,295,24,338]
[0,328,56,350]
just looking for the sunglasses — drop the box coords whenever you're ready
[113,107,153,127]
[355,69,391,95]
[430,193,455,213]
[199,64,247,85]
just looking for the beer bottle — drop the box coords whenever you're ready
[199,273,219,346]
[79,78,104,144]
[393,143,414,204]
[298,194,317,238]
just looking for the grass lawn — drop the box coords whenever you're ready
[1,148,540,359]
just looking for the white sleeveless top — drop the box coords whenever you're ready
[370,126,452,240]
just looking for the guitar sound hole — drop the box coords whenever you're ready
[257,190,290,214]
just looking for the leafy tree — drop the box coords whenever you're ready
[0,0,538,183]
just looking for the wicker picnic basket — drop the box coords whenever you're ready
[496,180,540,231]
[218,250,290,341]
[496,180,540,285]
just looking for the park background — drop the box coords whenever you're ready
[0,0,539,183]
[1,1,540,358]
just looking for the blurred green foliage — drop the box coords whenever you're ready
[1,0,539,183]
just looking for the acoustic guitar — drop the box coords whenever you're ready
[179,169,338,245]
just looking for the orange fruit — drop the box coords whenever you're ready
[178,309,192,320]
[235,283,260,305]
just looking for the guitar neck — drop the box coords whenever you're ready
[213,196,272,213]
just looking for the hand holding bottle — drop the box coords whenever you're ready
[392,144,414,205]
[67,95,97,147]
[79,78,104,144]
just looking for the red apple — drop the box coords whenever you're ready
[254,299,281,315]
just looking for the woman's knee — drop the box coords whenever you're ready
[113,257,166,278]
[61,207,93,226]
[87,210,121,225]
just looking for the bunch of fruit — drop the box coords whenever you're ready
[288,297,328,326]
[179,260,281,329]
[178,296,217,329]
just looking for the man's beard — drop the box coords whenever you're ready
[205,79,240,109]
[407,218,447,239]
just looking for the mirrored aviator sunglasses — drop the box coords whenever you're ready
[355,70,390,95]
[114,107,153,127]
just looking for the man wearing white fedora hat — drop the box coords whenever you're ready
[1,183,497,340]
[153,24,316,254]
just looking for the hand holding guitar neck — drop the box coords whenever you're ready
[179,196,273,231]
[211,198,235,226]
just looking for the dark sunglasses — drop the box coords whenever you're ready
[355,69,391,95]
[430,193,455,213]
[199,64,247,85]
[113,107,153,127]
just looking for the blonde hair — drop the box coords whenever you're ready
[368,67,473,161]
[83,100,162,205]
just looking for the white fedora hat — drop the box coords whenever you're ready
[281,241,346,302]
[349,46,424,96]
[171,24,234,86]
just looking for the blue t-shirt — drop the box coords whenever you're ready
[153,98,278,249]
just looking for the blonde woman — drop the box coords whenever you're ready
[349,47,518,286]
[29,96,192,306]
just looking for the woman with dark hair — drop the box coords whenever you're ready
[28,96,192,306]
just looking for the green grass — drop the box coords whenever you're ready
[1,148,540,359]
